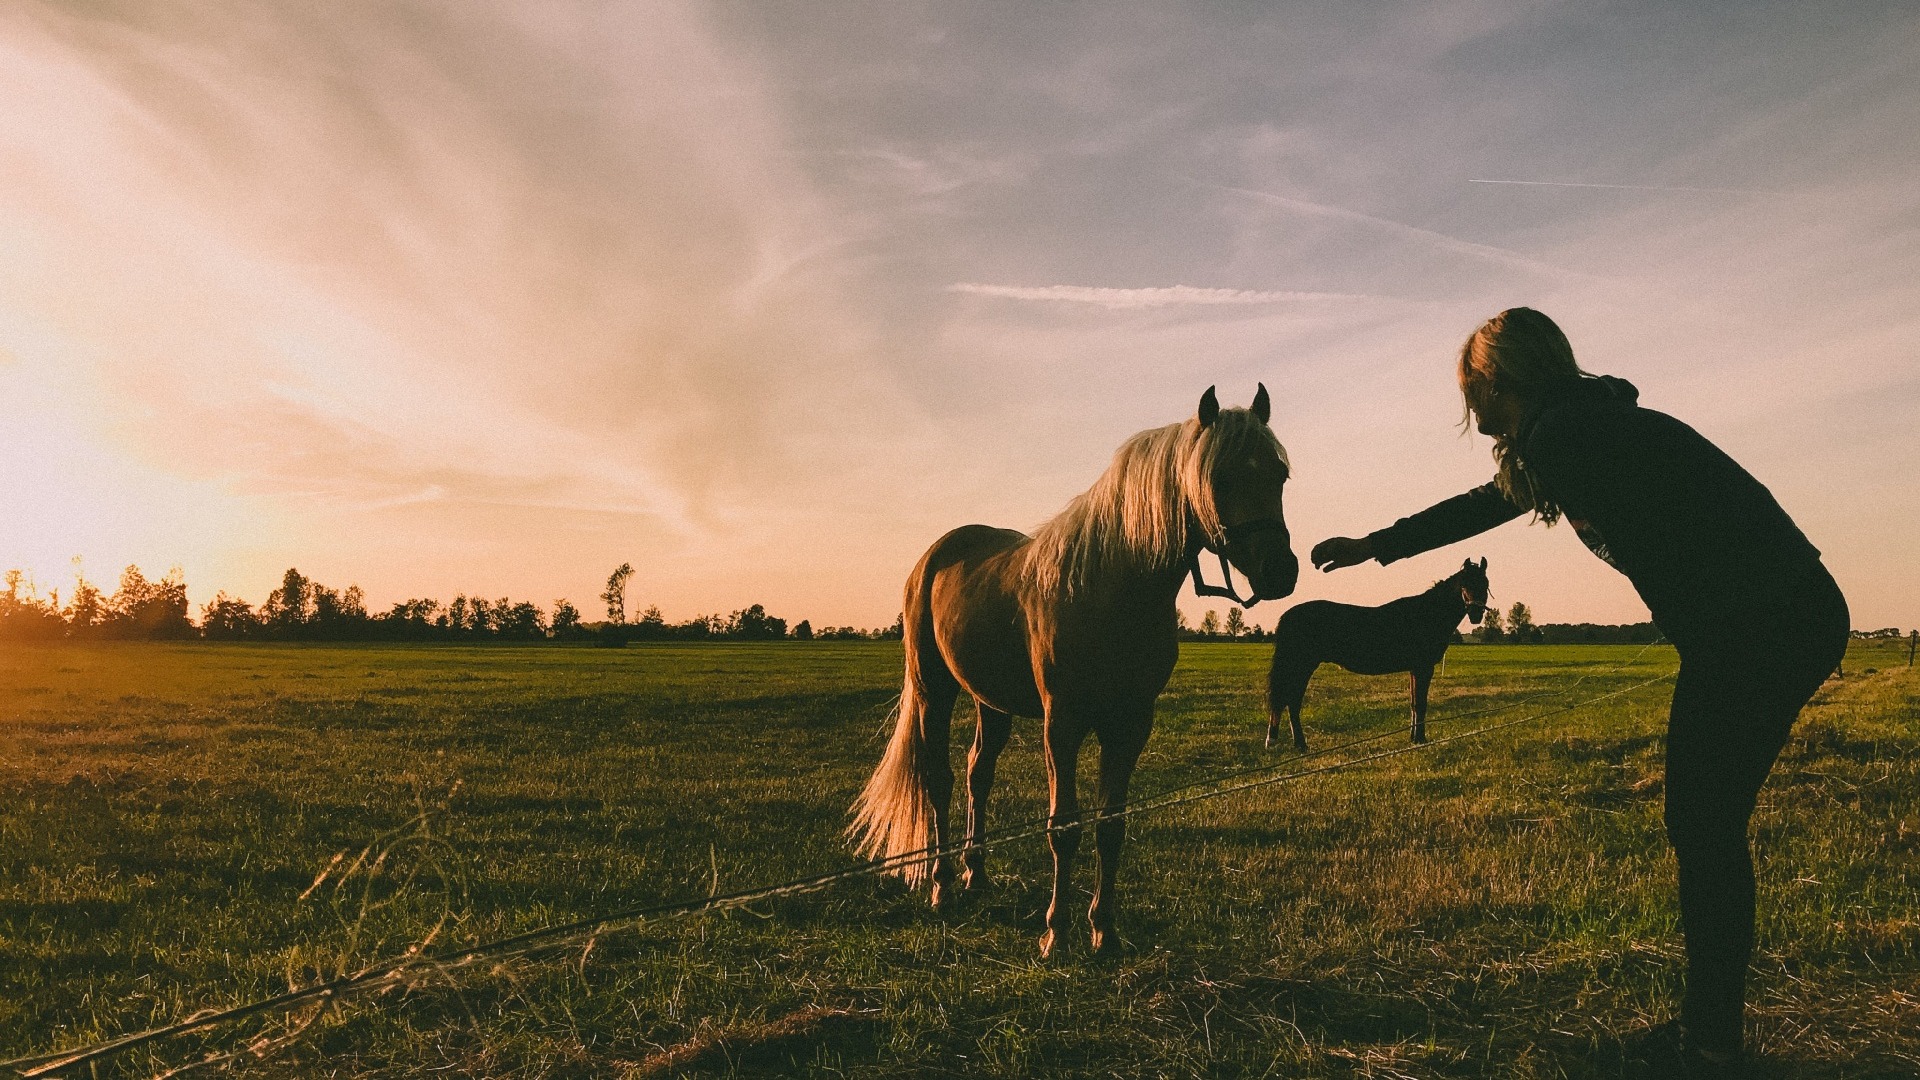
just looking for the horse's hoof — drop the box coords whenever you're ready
[961,870,990,893]
[930,882,953,911]
[1264,732,1277,750]
[1294,739,1308,754]
[1038,929,1064,958]
[1090,927,1121,956]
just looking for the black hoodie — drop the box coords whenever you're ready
[1365,375,1834,650]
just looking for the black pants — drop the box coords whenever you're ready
[1662,572,1849,1055]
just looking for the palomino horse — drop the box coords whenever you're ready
[851,387,1298,956]
[1265,557,1489,751]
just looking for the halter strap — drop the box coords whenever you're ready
[1189,517,1287,608]
[1189,548,1256,607]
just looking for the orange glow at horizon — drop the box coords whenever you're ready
[2,2,1917,632]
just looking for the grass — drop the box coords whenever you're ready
[0,640,1915,1078]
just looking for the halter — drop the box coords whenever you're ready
[1459,582,1492,621]
[1188,517,1288,608]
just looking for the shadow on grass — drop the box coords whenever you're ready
[632,1004,882,1078]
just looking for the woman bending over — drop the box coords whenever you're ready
[1314,308,1847,1077]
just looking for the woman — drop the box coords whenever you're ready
[1313,308,1847,1077]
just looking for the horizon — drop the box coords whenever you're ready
[4,3,1918,631]
[10,556,1745,639]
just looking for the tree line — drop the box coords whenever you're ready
[1177,601,1666,645]
[2,564,1788,647]
[0,564,903,644]
[1179,607,1273,641]
[1466,602,1665,644]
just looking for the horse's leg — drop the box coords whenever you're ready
[1264,648,1285,748]
[1290,663,1313,753]
[1038,713,1088,958]
[1088,715,1151,955]
[1410,666,1433,744]
[961,701,1013,892]
[1267,655,1311,752]
[921,678,963,910]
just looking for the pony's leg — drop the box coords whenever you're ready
[921,679,963,911]
[1410,666,1433,744]
[1088,717,1151,955]
[1267,657,1312,752]
[1264,650,1288,749]
[1038,714,1088,958]
[961,702,1013,892]
[1288,663,1312,753]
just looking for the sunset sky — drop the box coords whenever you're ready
[2,2,1916,630]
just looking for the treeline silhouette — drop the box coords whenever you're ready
[1457,601,1663,645]
[0,565,904,644]
[2,564,1718,647]
[1177,607,1273,641]
[1167,602,1665,644]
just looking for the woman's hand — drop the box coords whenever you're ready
[1310,535,1373,572]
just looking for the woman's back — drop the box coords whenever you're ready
[1517,379,1827,647]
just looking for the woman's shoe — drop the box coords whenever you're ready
[1620,1021,1750,1079]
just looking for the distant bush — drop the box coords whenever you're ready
[0,570,65,641]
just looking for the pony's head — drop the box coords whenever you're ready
[1183,385,1299,602]
[1448,557,1491,624]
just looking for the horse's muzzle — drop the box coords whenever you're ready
[1222,519,1299,602]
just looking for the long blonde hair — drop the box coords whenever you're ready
[1458,307,1584,524]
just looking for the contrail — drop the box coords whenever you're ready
[1221,185,1597,281]
[948,283,1369,308]
[1469,179,1787,196]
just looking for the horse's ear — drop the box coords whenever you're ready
[1252,383,1270,424]
[1198,386,1220,427]
[1478,557,1488,572]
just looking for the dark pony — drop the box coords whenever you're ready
[1265,558,1489,751]
[850,387,1298,956]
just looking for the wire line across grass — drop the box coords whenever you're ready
[3,650,1680,1078]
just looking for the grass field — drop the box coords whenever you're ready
[1,640,1915,1078]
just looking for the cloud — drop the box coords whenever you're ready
[0,0,964,619]
[4,1,1917,629]
[947,283,1370,308]
[1467,179,1791,197]
[1220,185,1600,283]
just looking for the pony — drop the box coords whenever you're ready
[1265,558,1489,751]
[850,387,1298,956]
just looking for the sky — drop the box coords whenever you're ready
[2,1,1917,630]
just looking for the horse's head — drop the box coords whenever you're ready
[1454,557,1490,625]
[1189,384,1299,602]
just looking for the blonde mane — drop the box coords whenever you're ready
[1021,408,1287,603]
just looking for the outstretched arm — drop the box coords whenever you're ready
[1313,482,1524,571]
[1310,535,1374,571]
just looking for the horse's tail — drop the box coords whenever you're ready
[848,672,937,885]
[848,561,944,886]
